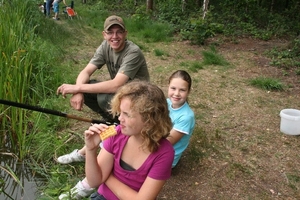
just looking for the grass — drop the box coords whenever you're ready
[249,76,285,90]
[202,46,231,67]
[0,0,73,158]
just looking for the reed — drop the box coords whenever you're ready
[0,0,29,159]
[0,0,64,159]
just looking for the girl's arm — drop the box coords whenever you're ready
[167,128,184,145]
[85,124,114,188]
[85,148,114,188]
[105,174,165,200]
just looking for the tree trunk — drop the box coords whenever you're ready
[203,0,209,19]
[182,0,187,12]
[147,0,153,11]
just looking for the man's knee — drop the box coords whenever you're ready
[97,93,114,111]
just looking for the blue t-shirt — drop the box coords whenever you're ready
[167,98,195,167]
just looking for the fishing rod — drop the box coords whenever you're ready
[0,99,114,125]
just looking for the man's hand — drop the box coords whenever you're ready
[70,93,84,111]
[57,84,79,98]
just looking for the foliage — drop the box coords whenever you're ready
[180,14,224,45]
[249,76,285,91]
[70,0,300,46]
[266,38,300,69]
[201,46,231,67]
[127,19,174,43]
[155,0,192,31]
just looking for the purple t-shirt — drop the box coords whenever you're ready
[98,125,174,199]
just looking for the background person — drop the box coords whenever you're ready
[52,0,67,20]
[59,81,174,200]
[45,0,54,17]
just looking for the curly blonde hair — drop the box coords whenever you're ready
[110,81,172,152]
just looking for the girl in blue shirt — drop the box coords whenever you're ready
[166,70,195,168]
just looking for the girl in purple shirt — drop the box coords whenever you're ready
[83,81,174,200]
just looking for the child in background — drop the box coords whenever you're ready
[52,0,67,20]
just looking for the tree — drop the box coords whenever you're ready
[147,0,153,11]
[203,0,209,19]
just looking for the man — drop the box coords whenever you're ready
[46,0,54,17]
[56,15,150,165]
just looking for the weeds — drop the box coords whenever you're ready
[249,76,285,91]
[189,61,204,72]
[267,38,300,70]
[154,49,169,58]
[202,46,231,68]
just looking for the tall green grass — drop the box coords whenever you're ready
[0,0,67,159]
[0,0,36,159]
[0,1,78,198]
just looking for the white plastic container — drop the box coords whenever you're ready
[280,109,300,135]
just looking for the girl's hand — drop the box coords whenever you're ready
[84,123,109,151]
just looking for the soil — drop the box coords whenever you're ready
[62,20,300,200]
[155,37,300,200]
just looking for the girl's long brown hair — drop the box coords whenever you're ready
[110,81,172,152]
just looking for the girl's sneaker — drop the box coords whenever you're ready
[57,149,85,164]
[59,181,94,200]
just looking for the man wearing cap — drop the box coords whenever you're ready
[56,15,149,184]
[57,15,149,124]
